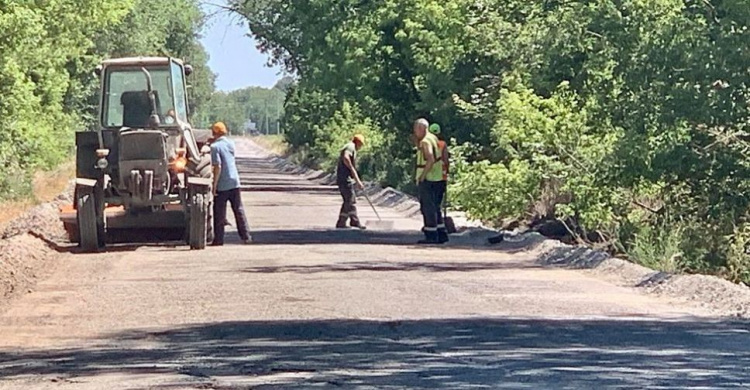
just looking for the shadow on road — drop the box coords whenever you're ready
[0,318,748,388]
[248,229,544,253]
[58,228,536,255]
[239,259,539,274]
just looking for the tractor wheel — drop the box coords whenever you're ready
[77,189,99,252]
[206,198,214,244]
[188,191,209,250]
[64,222,80,243]
[187,153,212,179]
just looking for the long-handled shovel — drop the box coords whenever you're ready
[362,189,394,230]
[443,188,457,234]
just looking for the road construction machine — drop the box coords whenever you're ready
[60,57,214,252]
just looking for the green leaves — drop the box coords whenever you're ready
[0,0,215,200]
[449,158,540,222]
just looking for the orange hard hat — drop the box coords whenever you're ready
[212,122,228,136]
[353,134,365,145]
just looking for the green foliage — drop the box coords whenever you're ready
[282,85,339,149]
[314,102,392,185]
[0,0,130,188]
[0,0,215,200]
[727,223,750,285]
[235,0,750,283]
[628,223,685,274]
[493,83,624,233]
[450,155,539,222]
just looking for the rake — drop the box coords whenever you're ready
[362,190,394,230]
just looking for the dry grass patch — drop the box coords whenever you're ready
[250,135,289,156]
[0,162,74,227]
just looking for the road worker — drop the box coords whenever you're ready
[335,134,366,229]
[210,122,252,246]
[429,123,450,243]
[414,119,444,244]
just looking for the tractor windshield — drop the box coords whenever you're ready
[102,67,178,128]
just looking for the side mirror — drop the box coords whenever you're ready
[184,64,193,77]
[94,65,103,77]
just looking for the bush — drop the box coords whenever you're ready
[282,86,339,151]
[627,222,685,274]
[449,142,539,222]
[315,102,388,172]
[726,223,750,285]
[451,82,625,235]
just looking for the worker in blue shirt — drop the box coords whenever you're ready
[210,122,252,246]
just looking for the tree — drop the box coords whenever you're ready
[0,0,216,199]
[273,76,296,93]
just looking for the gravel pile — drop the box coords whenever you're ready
[535,238,750,318]
[647,275,750,318]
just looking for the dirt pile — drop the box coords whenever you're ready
[1,182,73,241]
[0,182,73,307]
[0,235,58,301]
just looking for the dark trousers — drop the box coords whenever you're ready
[418,181,441,236]
[435,180,447,230]
[212,188,250,244]
[337,182,361,227]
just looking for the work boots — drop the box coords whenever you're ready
[418,231,441,245]
[438,229,450,243]
[349,215,366,230]
[336,215,349,229]
[336,217,367,230]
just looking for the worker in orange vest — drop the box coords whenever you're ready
[335,134,366,229]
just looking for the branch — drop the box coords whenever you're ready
[631,199,663,214]
[558,218,587,246]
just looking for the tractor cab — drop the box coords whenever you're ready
[98,57,193,130]
[96,58,204,163]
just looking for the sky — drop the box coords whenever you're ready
[199,3,284,92]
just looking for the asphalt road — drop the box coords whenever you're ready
[0,139,748,389]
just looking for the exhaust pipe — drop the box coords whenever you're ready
[140,67,161,128]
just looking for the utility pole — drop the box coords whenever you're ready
[266,99,270,135]
[276,95,281,135]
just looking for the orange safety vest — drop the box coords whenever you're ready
[437,140,449,181]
